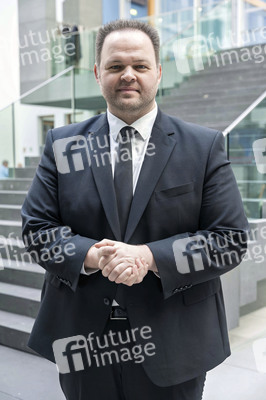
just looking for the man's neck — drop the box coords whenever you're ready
[108,104,156,125]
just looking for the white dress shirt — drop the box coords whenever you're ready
[81,103,158,280]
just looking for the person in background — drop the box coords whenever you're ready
[0,160,9,178]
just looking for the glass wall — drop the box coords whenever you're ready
[0,105,15,176]
[0,67,104,172]
[228,96,266,219]
[243,1,266,45]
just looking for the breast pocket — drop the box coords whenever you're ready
[155,182,194,200]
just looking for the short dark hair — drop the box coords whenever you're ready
[95,19,160,67]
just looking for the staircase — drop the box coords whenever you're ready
[159,45,266,131]
[0,157,44,355]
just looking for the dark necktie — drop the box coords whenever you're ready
[114,126,135,239]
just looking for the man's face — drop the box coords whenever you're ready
[94,29,162,123]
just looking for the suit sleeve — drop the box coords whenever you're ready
[21,129,97,292]
[146,131,249,300]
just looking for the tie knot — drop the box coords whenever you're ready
[118,126,136,143]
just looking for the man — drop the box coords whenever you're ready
[21,19,248,400]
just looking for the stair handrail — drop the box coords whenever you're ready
[223,89,266,136]
[0,66,76,113]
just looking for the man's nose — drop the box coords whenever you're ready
[121,67,136,81]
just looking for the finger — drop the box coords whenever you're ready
[97,246,116,258]
[102,257,135,278]
[121,265,139,286]
[114,266,133,284]
[98,254,116,270]
[135,258,147,272]
[131,260,148,283]
[107,263,132,282]
[94,239,116,248]
[98,248,117,271]
[135,257,144,268]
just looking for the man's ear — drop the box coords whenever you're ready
[157,64,162,83]
[94,64,100,83]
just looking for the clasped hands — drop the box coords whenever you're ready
[84,239,156,286]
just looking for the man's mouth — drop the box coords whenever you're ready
[118,87,139,93]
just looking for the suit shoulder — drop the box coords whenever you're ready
[49,114,106,140]
[160,111,222,141]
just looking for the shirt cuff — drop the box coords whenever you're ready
[80,263,99,276]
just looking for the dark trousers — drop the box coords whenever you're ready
[59,319,206,400]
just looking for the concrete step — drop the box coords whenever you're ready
[161,101,252,115]
[174,82,265,96]
[183,82,265,97]
[189,67,266,83]
[0,282,41,318]
[24,156,41,168]
[164,108,247,126]
[14,168,36,179]
[172,85,264,99]
[0,190,27,205]
[0,234,37,263]
[0,205,21,221]
[200,56,266,73]
[194,60,266,77]
[0,178,32,191]
[0,310,36,355]
[0,260,44,289]
[208,122,232,131]
[179,76,266,92]
[0,220,22,237]
[159,109,233,131]
[163,88,263,105]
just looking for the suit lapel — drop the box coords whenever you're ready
[124,110,177,242]
[89,115,121,240]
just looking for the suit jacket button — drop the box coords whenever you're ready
[173,288,179,294]
[104,298,111,306]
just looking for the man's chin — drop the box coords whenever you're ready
[116,100,142,112]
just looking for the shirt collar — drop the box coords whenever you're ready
[107,103,158,142]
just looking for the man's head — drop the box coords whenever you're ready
[94,20,162,124]
[95,19,160,68]
[2,160,8,167]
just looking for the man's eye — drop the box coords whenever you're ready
[110,65,121,70]
[136,65,147,69]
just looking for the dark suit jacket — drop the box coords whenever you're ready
[21,109,248,386]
